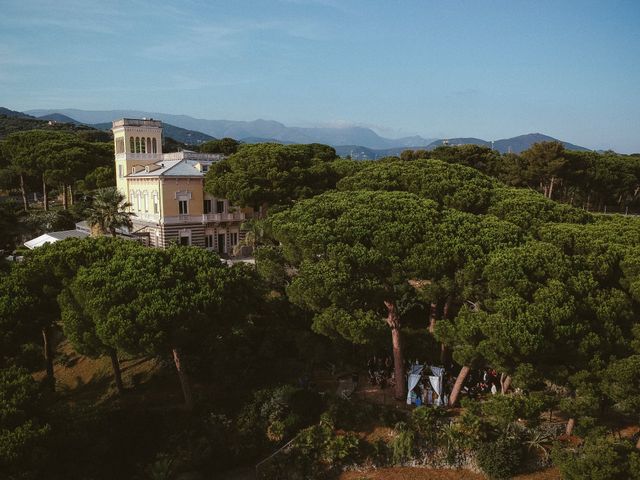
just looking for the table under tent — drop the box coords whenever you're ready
[406,364,447,406]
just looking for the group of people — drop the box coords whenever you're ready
[366,355,394,389]
[463,368,502,398]
[367,356,505,406]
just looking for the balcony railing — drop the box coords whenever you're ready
[162,214,203,225]
[161,212,245,225]
[204,212,245,222]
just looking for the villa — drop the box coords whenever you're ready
[112,118,252,253]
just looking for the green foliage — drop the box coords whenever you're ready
[476,433,525,479]
[390,422,416,464]
[552,436,639,480]
[488,187,592,231]
[0,366,50,479]
[85,187,134,236]
[338,157,498,213]
[205,143,339,209]
[199,137,240,155]
[237,385,324,451]
[410,406,447,445]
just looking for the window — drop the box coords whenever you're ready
[203,199,212,214]
[130,137,135,153]
[178,200,188,215]
[180,235,190,246]
[230,232,239,246]
[115,138,124,154]
[140,137,146,153]
[216,200,225,213]
[135,137,141,153]
[153,192,159,214]
[202,164,209,172]
[152,138,157,153]
[147,138,151,153]
[143,192,148,212]
[205,235,213,248]
[136,192,141,211]
[118,165,123,178]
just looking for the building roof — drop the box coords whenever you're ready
[127,158,209,178]
[24,230,89,249]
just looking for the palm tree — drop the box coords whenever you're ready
[87,187,135,237]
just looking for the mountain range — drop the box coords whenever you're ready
[22,108,591,154]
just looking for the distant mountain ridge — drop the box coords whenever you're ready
[334,133,590,158]
[22,108,591,153]
[26,108,437,150]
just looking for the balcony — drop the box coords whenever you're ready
[203,212,245,223]
[162,215,204,225]
[161,212,245,225]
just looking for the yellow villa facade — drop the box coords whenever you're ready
[112,118,251,252]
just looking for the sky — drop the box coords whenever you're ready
[0,0,639,152]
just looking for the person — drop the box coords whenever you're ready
[367,356,377,384]
[414,385,422,406]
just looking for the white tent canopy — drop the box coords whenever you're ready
[24,230,89,249]
[406,364,445,406]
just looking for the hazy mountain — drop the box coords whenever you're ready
[425,138,491,149]
[492,133,589,153]
[37,113,84,125]
[22,109,591,154]
[26,108,436,150]
[336,134,590,159]
[92,121,214,145]
[0,107,33,119]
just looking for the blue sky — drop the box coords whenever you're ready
[1,0,639,152]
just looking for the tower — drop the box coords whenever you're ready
[111,118,163,198]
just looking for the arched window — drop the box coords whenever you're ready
[140,137,146,153]
[135,137,141,153]
[130,137,135,153]
[152,138,157,153]
[147,138,152,153]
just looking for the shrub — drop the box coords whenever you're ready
[237,385,324,452]
[391,422,416,464]
[552,436,638,480]
[476,434,525,479]
[410,406,446,445]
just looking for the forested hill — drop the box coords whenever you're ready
[334,133,590,158]
[0,112,109,141]
[91,121,214,145]
[0,108,213,145]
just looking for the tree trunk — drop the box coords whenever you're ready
[428,302,437,334]
[440,343,449,365]
[385,300,405,400]
[20,173,29,211]
[636,432,640,450]
[565,417,575,436]
[440,297,453,364]
[172,347,194,410]
[68,185,74,205]
[42,175,48,211]
[62,184,68,210]
[548,176,556,199]
[500,374,512,394]
[449,365,470,407]
[42,327,55,392]
[109,349,124,394]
